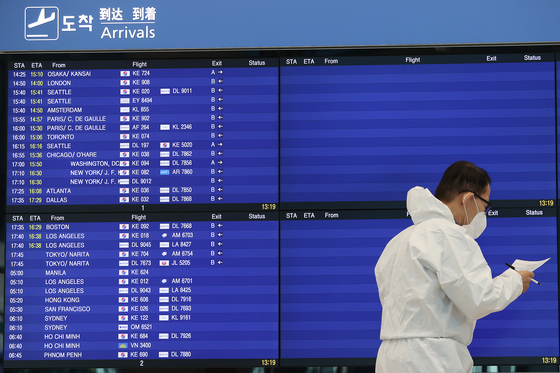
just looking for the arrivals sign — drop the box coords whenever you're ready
[24,6,157,41]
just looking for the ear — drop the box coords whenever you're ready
[459,191,472,207]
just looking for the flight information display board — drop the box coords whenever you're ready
[280,212,409,366]
[6,212,279,367]
[279,212,558,366]
[3,49,559,368]
[7,58,279,209]
[280,54,556,207]
[472,216,558,364]
[4,56,281,368]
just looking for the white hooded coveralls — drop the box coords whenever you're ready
[375,187,523,373]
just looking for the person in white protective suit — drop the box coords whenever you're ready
[375,161,534,373]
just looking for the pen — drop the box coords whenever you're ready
[505,262,541,285]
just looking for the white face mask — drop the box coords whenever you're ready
[463,194,487,239]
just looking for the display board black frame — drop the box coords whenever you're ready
[2,44,560,369]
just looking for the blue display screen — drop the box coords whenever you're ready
[3,50,559,368]
[280,60,556,203]
[280,217,408,363]
[280,215,558,365]
[472,217,558,359]
[7,60,279,206]
[6,213,279,366]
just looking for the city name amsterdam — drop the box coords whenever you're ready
[47,107,82,113]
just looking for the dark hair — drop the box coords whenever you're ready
[434,161,491,203]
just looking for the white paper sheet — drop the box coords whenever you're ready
[510,258,550,272]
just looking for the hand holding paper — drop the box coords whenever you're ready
[505,258,549,287]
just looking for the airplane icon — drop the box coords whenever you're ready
[25,7,59,41]
[28,8,56,28]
